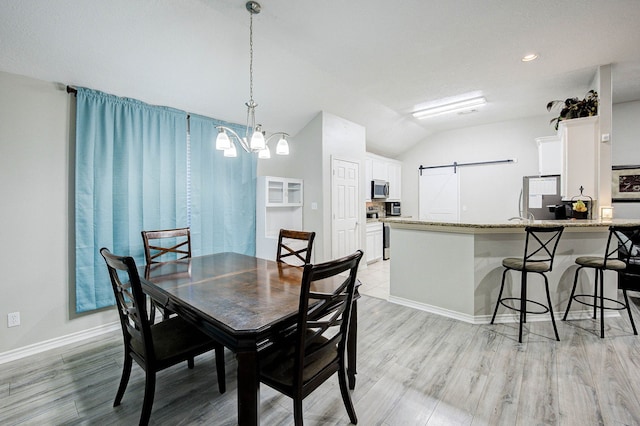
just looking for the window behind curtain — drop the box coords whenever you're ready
[74,90,257,313]
[188,114,257,256]
[75,88,187,313]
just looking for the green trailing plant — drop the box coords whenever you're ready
[546,90,599,130]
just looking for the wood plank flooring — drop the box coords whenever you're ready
[2,292,640,425]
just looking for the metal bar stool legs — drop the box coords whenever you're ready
[491,226,564,343]
[564,265,638,338]
[491,269,560,343]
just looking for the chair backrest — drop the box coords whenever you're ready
[293,250,363,389]
[523,226,564,271]
[141,227,191,264]
[607,225,640,268]
[276,229,316,266]
[100,248,155,363]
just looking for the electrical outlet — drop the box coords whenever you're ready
[7,312,20,327]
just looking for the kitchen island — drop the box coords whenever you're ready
[381,218,640,324]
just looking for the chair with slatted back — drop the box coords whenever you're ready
[141,227,192,264]
[276,229,316,266]
[563,225,640,338]
[259,250,363,425]
[490,226,564,343]
[141,227,191,320]
[100,248,225,426]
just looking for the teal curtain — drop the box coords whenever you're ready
[189,114,257,256]
[75,88,187,312]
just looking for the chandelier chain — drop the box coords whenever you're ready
[249,10,254,104]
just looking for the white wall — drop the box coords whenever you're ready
[258,113,325,258]
[612,100,640,218]
[398,115,553,222]
[0,71,118,355]
[257,111,366,262]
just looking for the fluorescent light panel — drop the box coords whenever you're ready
[412,96,487,119]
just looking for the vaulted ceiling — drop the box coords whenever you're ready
[2,0,640,157]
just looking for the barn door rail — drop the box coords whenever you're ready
[418,158,516,175]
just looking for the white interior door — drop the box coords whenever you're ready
[419,167,460,221]
[332,157,360,259]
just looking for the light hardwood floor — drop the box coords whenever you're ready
[3,278,640,424]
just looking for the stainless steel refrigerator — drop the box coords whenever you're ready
[522,175,563,220]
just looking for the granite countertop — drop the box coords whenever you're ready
[381,217,640,230]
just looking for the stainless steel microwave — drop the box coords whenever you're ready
[371,180,389,199]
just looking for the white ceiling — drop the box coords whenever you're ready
[2,0,640,157]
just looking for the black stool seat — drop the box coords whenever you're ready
[563,225,640,338]
[491,226,564,343]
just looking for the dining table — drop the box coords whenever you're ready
[139,252,359,426]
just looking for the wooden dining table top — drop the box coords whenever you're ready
[139,252,346,340]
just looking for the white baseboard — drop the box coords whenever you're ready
[0,322,120,365]
[387,295,620,325]
[388,295,477,324]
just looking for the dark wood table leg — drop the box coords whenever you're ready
[347,299,358,390]
[236,348,260,426]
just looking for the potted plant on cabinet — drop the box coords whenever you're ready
[546,90,599,130]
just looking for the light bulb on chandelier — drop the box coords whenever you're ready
[214,1,289,159]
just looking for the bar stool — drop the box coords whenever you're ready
[491,226,564,343]
[562,225,640,338]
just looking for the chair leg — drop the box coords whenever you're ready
[519,272,527,343]
[215,344,226,393]
[622,289,638,335]
[563,267,582,320]
[593,269,599,319]
[544,274,560,341]
[140,371,156,426]
[490,269,509,324]
[293,397,304,426]
[339,366,358,424]
[188,357,194,369]
[114,352,132,407]
[599,270,605,338]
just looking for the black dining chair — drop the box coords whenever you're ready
[490,226,564,343]
[562,225,640,338]
[141,227,192,264]
[100,248,225,426]
[141,227,192,320]
[276,229,316,266]
[259,250,363,425]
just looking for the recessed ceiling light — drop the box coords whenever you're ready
[521,53,539,62]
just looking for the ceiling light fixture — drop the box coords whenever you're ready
[521,53,539,62]
[412,96,487,119]
[215,1,289,159]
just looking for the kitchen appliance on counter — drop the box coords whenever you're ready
[522,175,562,220]
[371,179,389,199]
[385,201,401,216]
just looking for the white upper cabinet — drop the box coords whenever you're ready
[387,161,402,201]
[536,136,562,176]
[371,158,388,181]
[365,157,372,201]
[366,153,402,201]
[558,116,599,200]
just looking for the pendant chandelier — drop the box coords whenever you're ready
[215,1,289,159]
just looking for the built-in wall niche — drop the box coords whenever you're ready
[256,176,304,260]
[264,206,302,238]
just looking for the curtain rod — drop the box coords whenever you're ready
[418,158,516,175]
[66,85,77,95]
